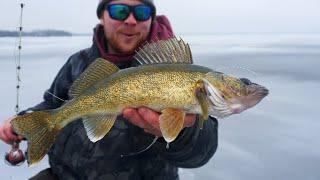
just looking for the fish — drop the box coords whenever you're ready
[11,37,269,165]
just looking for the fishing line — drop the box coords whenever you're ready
[45,91,67,102]
[14,3,25,115]
[5,3,26,167]
[214,66,260,78]
[121,136,159,157]
[215,65,274,88]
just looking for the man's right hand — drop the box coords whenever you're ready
[0,117,24,144]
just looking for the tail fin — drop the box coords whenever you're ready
[11,110,58,166]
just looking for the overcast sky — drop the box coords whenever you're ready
[1,0,320,34]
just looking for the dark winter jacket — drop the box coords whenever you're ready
[21,16,219,180]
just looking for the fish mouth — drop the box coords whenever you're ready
[247,84,269,100]
[253,84,269,98]
[230,84,269,114]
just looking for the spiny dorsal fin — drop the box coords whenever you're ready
[134,37,193,65]
[69,58,119,98]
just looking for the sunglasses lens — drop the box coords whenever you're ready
[134,5,152,21]
[108,4,130,21]
[107,4,152,21]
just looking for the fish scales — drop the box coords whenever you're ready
[54,64,211,128]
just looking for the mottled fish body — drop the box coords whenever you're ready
[59,64,211,121]
[11,37,269,165]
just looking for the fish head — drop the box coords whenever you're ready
[202,72,269,118]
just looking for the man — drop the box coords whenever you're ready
[0,0,218,179]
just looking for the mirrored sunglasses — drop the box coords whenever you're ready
[106,4,153,22]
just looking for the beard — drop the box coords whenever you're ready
[107,31,148,55]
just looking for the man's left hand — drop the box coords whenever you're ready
[123,107,196,137]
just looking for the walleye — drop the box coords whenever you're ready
[11,37,268,165]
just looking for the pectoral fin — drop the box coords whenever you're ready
[82,114,117,142]
[159,108,185,143]
[195,80,209,129]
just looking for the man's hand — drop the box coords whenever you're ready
[0,117,24,144]
[123,107,196,137]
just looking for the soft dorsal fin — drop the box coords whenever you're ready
[134,37,193,65]
[69,58,119,98]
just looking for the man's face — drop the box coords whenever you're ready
[100,0,153,54]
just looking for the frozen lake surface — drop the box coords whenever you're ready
[0,34,319,180]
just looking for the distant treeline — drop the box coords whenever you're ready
[0,30,72,37]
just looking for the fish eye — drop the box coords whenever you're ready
[240,78,252,85]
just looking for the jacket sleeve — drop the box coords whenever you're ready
[18,55,80,115]
[153,116,219,168]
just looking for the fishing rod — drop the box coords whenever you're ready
[5,3,26,166]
